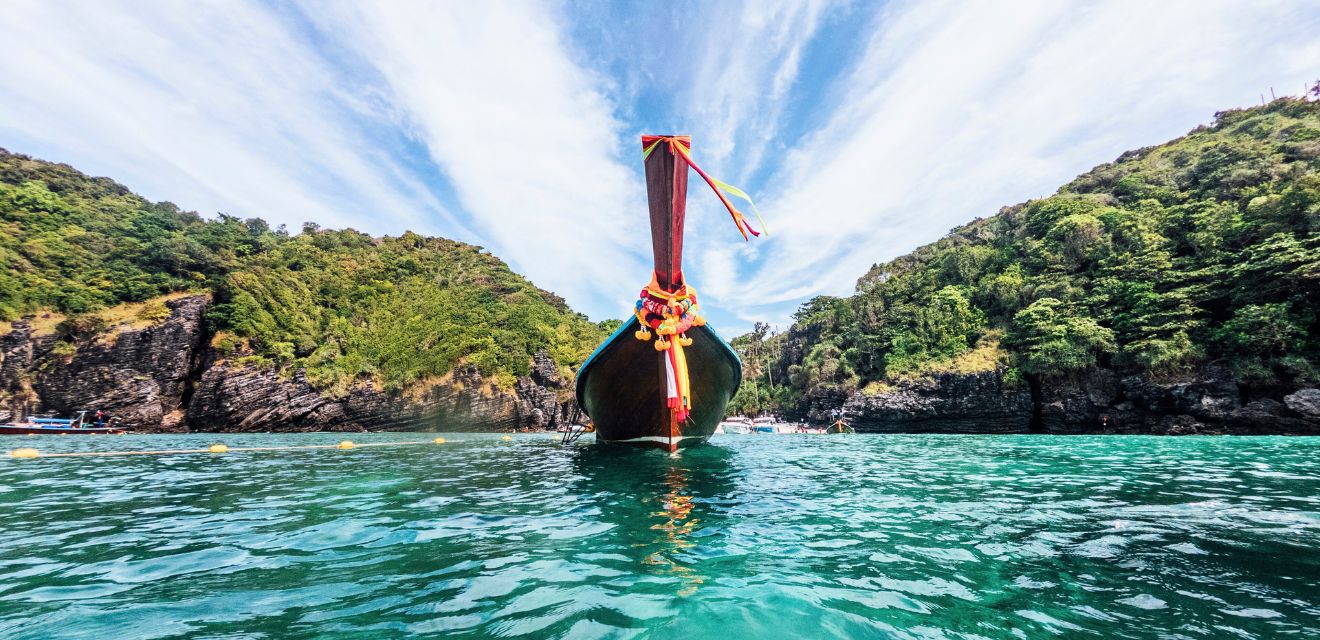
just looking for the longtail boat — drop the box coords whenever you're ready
[576,135,763,451]
[0,411,127,435]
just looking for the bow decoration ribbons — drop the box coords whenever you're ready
[643,136,767,241]
[633,277,704,423]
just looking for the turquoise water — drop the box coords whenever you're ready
[2,433,1319,639]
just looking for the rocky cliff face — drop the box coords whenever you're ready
[7,295,1318,434]
[185,354,579,433]
[0,296,581,432]
[1034,366,1320,435]
[0,320,36,424]
[840,370,1033,434]
[809,366,1320,435]
[0,296,207,428]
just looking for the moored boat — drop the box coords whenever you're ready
[749,415,799,434]
[0,411,127,435]
[576,135,763,452]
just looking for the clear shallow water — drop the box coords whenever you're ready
[2,433,1319,639]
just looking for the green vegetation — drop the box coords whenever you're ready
[0,148,605,394]
[738,99,1320,415]
[728,322,795,417]
[208,228,601,392]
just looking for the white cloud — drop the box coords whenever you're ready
[0,0,457,237]
[725,0,1320,327]
[682,0,835,176]
[668,0,836,320]
[302,1,648,320]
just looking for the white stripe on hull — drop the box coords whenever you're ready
[600,435,709,445]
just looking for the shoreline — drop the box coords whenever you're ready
[5,297,1319,437]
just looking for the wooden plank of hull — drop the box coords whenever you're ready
[576,318,741,452]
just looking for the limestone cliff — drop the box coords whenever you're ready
[6,295,1318,434]
[0,295,580,432]
[1033,367,1320,435]
[802,367,1320,435]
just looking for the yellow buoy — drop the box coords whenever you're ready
[208,443,229,453]
[58,433,68,437]
[501,435,513,441]
[337,440,355,450]
[10,447,39,459]
[433,437,446,444]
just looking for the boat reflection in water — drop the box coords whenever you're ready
[570,445,739,598]
[645,467,703,596]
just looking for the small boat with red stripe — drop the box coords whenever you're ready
[0,411,127,435]
[575,135,764,452]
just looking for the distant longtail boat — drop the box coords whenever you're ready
[0,411,127,435]
[575,135,763,451]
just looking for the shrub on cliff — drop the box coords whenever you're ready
[209,228,603,393]
[1005,298,1114,376]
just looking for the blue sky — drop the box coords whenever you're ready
[1,1,1318,333]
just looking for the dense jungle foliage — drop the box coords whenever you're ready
[730,99,1320,417]
[0,149,605,393]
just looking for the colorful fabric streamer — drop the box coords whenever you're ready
[643,135,766,241]
[633,276,703,423]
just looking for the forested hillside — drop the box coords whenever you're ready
[0,149,605,395]
[732,99,1320,417]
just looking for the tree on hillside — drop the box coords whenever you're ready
[1004,298,1114,376]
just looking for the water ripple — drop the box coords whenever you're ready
[1,433,1319,638]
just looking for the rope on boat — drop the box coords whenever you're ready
[8,437,450,459]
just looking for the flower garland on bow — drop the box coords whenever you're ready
[633,277,705,422]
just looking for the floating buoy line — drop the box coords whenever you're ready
[8,437,452,459]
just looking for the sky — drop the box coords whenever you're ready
[1,0,1318,333]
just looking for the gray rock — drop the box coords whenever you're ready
[783,362,1320,435]
[1152,414,1219,436]
[1284,388,1320,418]
[27,296,208,429]
[1119,367,1240,421]
[184,357,577,433]
[1224,399,1319,434]
[0,296,581,432]
[841,369,1032,433]
[183,351,580,432]
[1084,368,1120,406]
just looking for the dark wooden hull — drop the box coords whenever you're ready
[576,318,741,451]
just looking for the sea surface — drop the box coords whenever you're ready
[2,432,1319,639]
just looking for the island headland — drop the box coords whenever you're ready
[729,99,1320,435]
